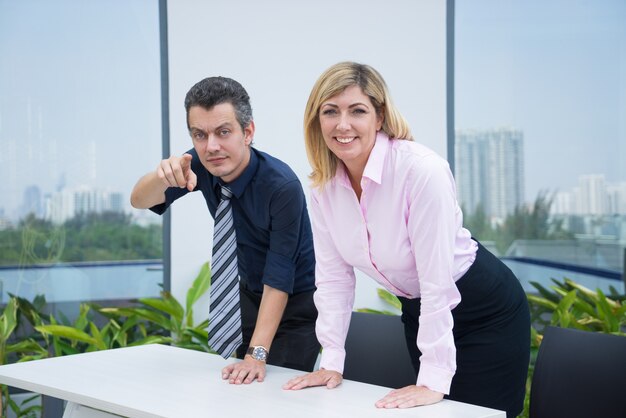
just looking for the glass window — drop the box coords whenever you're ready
[455,0,626,293]
[0,0,163,314]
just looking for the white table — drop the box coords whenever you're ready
[0,344,505,418]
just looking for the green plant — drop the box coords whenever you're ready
[516,278,626,418]
[2,391,40,418]
[35,303,170,355]
[0,263,212,416]
[527,278,626,335]
[356,288,401,315]
[97,261,212,352]
[0,298,48,417]
[34,263,212,354]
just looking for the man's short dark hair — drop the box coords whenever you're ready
[184,77,253,131]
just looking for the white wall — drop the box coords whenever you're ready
[167,0,448,320]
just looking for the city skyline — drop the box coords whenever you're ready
[455,0,626,204]
[1,1,624,223]
[0,1,162,221]
[455,127,525,221]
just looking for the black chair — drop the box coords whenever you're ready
[343,311,416,388]
[530,326,626,418]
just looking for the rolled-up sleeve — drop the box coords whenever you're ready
[262,180,306,294]
[149,186,189,215]
[263,250,297,293]
[310,190,356,374]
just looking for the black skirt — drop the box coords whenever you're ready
[398,240,530,418]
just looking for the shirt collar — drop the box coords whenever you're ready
[211,147,258,199]
[334,131,389,188]
[362,131,389,185]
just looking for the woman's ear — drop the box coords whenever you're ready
[376,110,384,131]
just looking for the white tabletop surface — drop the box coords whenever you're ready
[0,344,504,418]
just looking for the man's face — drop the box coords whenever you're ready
[188,103,254,183]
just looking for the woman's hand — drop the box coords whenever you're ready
[375,385,444,408]
[282,369,343,390]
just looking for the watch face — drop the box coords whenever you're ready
[252,346,268,361]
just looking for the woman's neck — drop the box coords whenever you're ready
[344,161,365,200]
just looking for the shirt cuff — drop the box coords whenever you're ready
[262,250,296,294]
[318,347,346,374]
[416,363,455,395]
[149,202,167,215]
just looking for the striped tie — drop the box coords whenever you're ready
[208,186,243,358]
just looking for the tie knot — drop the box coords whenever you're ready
[220,186,233,201]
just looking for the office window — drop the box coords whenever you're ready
[455,0,626,292]
[0,0,163,313]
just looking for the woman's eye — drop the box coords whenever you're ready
[353,108,367,114]
[321,108,337,116]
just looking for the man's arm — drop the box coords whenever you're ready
[130,153,197,209]
[222,284,288,384]
[222,177,305,384]
[130,171,168,209]
[249,285,289,351]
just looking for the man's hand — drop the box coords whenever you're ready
[157,153,197,191]
[131,153,197,209]
[221,356,266,385]
[282,369,343,390]
[374,385,444,409]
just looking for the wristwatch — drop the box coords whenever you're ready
[246,345,269,362]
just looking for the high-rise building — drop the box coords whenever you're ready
[455,127,525,223]
[578,174,606,215]
[552,190,573,215]
[45,186,125,224]
[606,182,626,215]
[20,185,43,218]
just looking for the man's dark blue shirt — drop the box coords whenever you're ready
[151,147,316,295]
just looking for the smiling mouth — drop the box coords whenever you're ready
[335,136,356,144]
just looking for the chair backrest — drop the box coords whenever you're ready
[343,311,416,389]
[530,326,626,418]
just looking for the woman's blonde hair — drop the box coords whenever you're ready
[304,62,413,188]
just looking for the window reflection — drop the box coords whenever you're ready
[455,0,626,292]
[0,0,163,311]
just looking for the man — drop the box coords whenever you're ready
[131,76,319,384]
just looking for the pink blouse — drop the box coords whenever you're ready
[310,132,477,394]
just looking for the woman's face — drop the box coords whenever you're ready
[318,85,383,172]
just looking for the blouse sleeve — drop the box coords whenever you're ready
[310,190,356,374]
[406,155,462,395]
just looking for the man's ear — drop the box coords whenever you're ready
[244,120,255,145]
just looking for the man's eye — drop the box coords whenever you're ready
[193,131,206,140]
[220,130,230,136]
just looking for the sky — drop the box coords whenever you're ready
[0,0,161,220]
[0,0,625,220]
[455,0,626,201]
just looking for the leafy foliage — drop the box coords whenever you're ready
[368,278,626,418]
[527,278,626,335]
[0,298,48,417]
[97,262,212,352]
[463,192,573,254]
[0,212,162,266]
[0,262,212,415]
[356,288,401,315]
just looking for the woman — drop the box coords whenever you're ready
[283,62,530,418]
